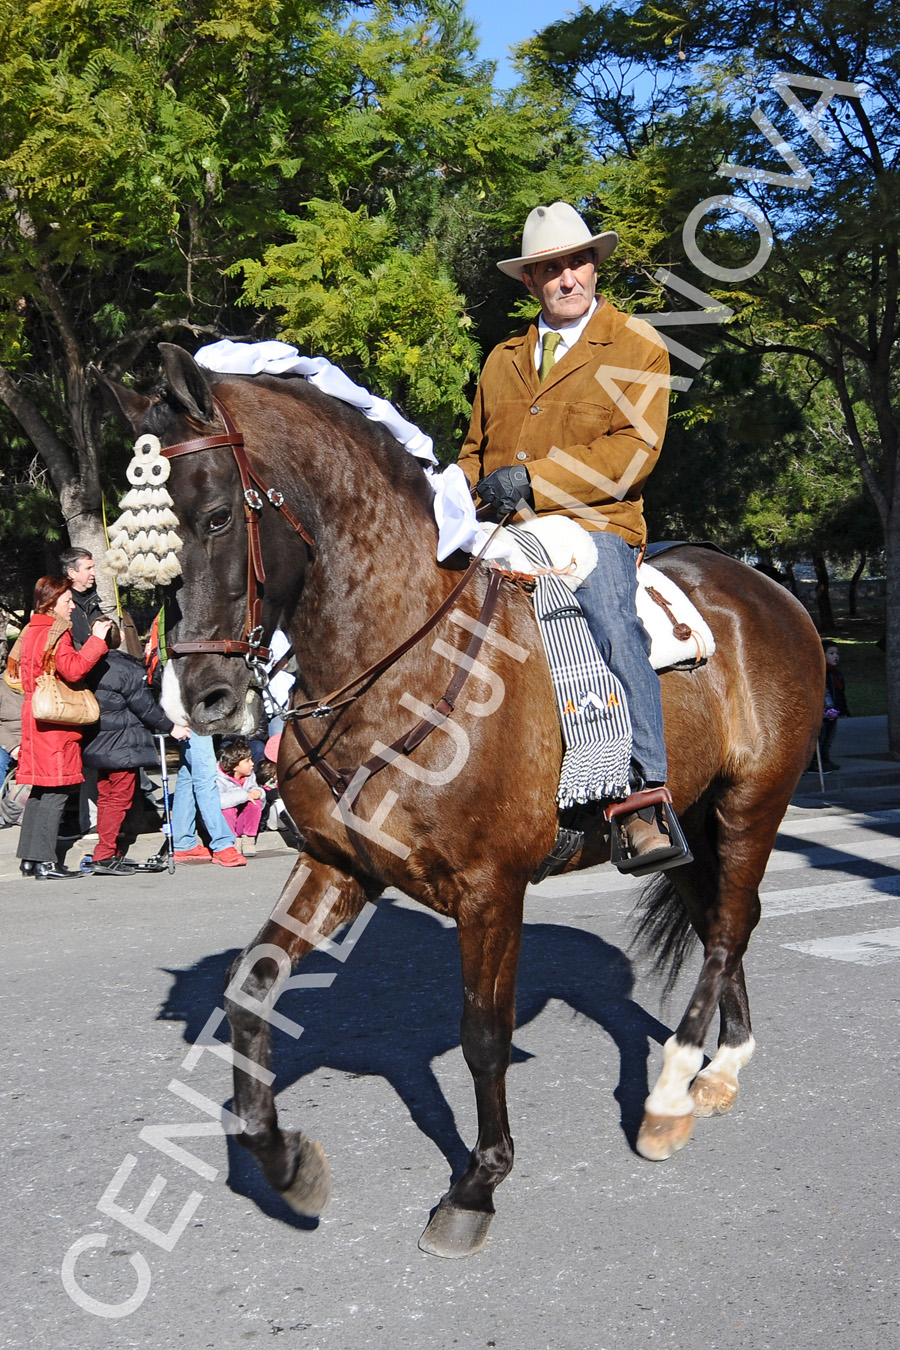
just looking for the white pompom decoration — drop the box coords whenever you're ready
[133,434,162,460]
[103,435,184,589]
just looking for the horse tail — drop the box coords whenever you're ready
[630,874,698,1000]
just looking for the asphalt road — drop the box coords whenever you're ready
[1,792,899,1350]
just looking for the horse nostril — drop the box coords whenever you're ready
[193,686,238,726]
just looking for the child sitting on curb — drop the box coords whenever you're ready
[216,737,263,856]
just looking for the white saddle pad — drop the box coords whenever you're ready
[485,517,716,672]
[636,561,716,670]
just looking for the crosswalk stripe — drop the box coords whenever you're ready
[778,807,900,838]
[763,873,900,917]
[528,869,636,900]
[763,835,900,873]
[521,807,900,964]
[528,834,900,902]
[783,926,900,965]
[527,873,900,917]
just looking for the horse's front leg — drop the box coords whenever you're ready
[225,853,376,1214]
[419,885,524,1259]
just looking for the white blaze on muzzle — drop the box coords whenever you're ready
[160,660,189,725]
[103,434,184,589]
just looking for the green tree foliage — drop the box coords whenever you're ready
[742,379,884,566]
[233,200,480,454]
[228,1,599,396]
[520,1,900,751]
[0,0,326,599]
[0,0,593,601]
[644,349,804,544]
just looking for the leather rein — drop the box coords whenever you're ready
[158,396,503,805]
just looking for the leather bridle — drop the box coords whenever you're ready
[160,396,315,669]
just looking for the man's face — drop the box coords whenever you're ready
[522,250,598,329]
[67,556,95,592]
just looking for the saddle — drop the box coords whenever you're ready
[485,517,716,672]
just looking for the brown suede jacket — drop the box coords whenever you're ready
[458,299,670,546]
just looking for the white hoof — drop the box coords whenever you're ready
[691,1037,756,1117]
[636,1111,695,1160]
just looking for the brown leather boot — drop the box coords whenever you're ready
[620,804,673,858]
[605,786,692,876]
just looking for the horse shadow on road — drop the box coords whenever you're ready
[158,898,672,1227]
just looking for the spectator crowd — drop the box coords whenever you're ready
[2,547,295,879]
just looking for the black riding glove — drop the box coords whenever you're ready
[475,464,534,520]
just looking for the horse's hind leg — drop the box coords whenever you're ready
[637,792,776,1160]
[419,884,524,1259]
[224,854,375,1214]
[639,849,756,1120]
[690,962,756,1117]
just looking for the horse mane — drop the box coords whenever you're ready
[206,369,441,525]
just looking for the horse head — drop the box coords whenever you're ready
[100,343,311,735]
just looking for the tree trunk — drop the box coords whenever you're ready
[785,561,800,598]
[848,552,867,617]
[886,514,900,760]
[812,553,836,631]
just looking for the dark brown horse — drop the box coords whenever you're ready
[103,344,824,1259]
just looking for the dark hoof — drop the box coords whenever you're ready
[418,1203,493,1259]
[278,1133,331,1217]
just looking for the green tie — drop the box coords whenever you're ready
[539,331,561,383]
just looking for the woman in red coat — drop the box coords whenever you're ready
[12,575,110,879]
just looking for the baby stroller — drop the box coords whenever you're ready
[0,767,29,828]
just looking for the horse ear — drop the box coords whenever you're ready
[159,343,216,424]
[95,371,153,431]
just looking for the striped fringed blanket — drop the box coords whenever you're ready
[506,526,632,809]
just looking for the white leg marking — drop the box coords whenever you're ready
[645,1036,704,1117]
[161,662,189,724]
[696,1035,756,1087]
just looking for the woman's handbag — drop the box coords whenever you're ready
[30,625,100,726]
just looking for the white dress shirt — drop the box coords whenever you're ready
[534,298,599,371]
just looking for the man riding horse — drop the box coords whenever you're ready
[458,201,686,872]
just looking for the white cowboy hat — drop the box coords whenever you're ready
[497,202,618,279]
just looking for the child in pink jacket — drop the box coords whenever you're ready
[216,737,263,855]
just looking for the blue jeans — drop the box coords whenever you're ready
[576,532,668,784]
[171,735,235,853]
[0,747,13,781]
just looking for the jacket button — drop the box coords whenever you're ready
[530,405,541,415]
[516,451,528,461]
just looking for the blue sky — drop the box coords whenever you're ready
[464,0,581,87]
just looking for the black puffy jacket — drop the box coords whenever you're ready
[70,586,105,650]
[82,650,174,770]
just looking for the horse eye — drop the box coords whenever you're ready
[206,507,232,534]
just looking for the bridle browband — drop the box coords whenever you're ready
[160,395,315,667]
